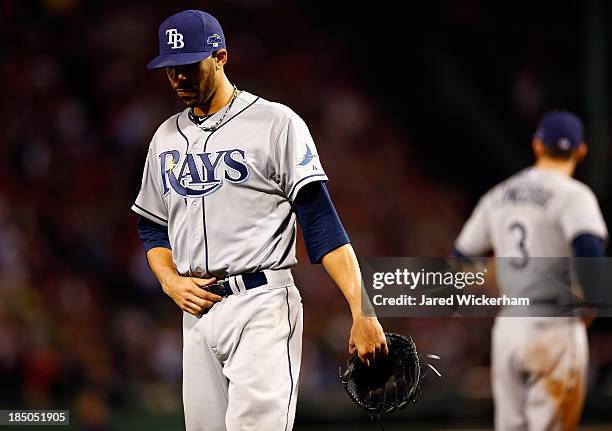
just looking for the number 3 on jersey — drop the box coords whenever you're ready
[507,219,529,268]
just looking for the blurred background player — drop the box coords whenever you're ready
[452,111,608,430]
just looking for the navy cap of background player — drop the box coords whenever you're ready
[534,111,584,151]
[147,10,226,70]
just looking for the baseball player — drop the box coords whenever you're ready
[452,111,607,430]
[132,10,387,431]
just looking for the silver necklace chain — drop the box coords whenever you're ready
[193,84,239,132]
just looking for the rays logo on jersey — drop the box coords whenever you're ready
[159,149,249,197]
[297,144,318,166]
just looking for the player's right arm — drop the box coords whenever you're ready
[132,136,221,316]
[145,246,221,316]
[453,195,492,257]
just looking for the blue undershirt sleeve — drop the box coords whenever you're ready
[137,216,171,253]
[571,233,606,305]
[450,248,467,258]
[572,233,606,257]
[293,182,350,264]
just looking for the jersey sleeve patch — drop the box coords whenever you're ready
[275,115,328,202]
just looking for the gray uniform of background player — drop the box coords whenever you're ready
[132,91,326,430]
[455,167,608,430]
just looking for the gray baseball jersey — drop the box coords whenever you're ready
[456,167,607,258]
[455,167,607,303]
[132,91,327,278]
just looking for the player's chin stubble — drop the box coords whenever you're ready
[179,62,216,109]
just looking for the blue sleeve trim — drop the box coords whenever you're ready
[571,233,606,257]
[288,173,328,201]
[137,216,171,252]
[293,182,350,264]
[133,203,168,224]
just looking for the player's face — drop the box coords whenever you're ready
[166,58,216,108]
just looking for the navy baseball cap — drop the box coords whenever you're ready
[147,10,226,70]
[534,111,584,151]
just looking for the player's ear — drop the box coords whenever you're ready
[532,138,545,159]
[575,142,588,162]
[212,49,228,69]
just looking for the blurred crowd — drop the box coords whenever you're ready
[0,0,611,429]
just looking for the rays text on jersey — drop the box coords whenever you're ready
[159,149,249,197]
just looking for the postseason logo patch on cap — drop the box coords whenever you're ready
[207,34,223,48]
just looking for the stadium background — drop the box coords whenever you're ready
[0,0,611,429]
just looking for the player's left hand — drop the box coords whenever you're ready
[348,316,388,366]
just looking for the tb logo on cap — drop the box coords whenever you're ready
[166,29,184,49]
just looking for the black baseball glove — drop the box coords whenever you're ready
[340,332,439,420]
